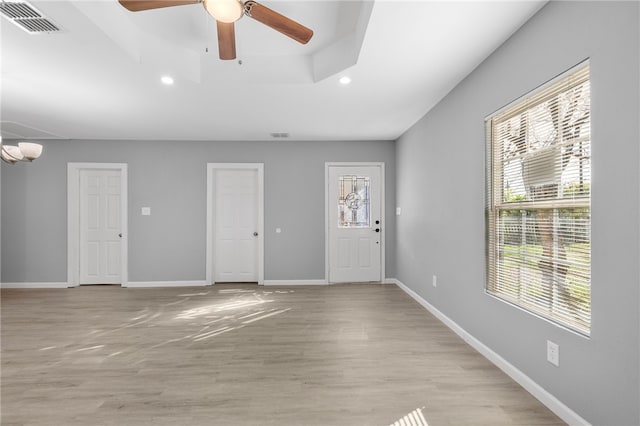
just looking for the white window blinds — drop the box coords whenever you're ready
[486,63,591,335]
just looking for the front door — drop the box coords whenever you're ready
[214,169,259,282]
[328,165,382,283]
[79,169,122,284]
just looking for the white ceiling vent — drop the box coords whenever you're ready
[270,132,290,139]
[0,1,60,34]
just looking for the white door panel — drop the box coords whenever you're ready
[359,238,371,267]
[338,238,351,268]
[79,169,122,284]
[214,169,258,282]
[106,242,121,276]
[328,165,382,283]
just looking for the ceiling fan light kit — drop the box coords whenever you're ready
[119,0,313,60]
[203,0,243,23]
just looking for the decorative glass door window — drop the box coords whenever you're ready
[338,175,370,228]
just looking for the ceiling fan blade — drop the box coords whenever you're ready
[217,21,237,60]
[118,0,200,12]
[244,1,313,45]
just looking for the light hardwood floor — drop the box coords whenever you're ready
[1,284,564,426]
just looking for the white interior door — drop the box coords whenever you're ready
[328,165,382,283]
[214,169,259,282]
[79,169,122,284]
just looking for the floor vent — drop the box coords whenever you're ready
[0,1,60,34]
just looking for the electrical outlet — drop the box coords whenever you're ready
[547,340,559,366]
[432,275,437,288]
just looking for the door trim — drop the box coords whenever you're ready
[206,163,264,285]
[67,163,128,288]
[325,162,385,283]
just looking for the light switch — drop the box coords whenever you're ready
[141,207,151,216]
[396,207,402,216]
[275,228,282,233]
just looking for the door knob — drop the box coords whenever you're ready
[253,232,259,237]
[118,233,123,238]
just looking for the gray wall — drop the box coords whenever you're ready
[396,2,639,425]
[1,139,396,282]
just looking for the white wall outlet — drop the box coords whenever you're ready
[141,207,151,216]
[547,340,559,366]
[275,228,282,233]
[432,275,437,287]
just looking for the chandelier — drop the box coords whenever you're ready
[1,141,43,164]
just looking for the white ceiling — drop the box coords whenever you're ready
[0,0,546,142]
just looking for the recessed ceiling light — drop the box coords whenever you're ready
[339,76,351,85]
[161,76,174,85]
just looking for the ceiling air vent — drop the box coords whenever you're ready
[270,132,290,139]
[0,1,60,34]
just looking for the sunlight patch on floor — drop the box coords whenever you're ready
[390,407,428,426]
[217,289,256,294]
[175,298,273,320]
[74,345,105,352]
[242,308,291,325]
[192,325,246,342]
[34,287,295,366]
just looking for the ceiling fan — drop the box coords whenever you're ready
[118,0,313,60]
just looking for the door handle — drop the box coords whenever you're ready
[118,233,123,238]
[253,232,259,237]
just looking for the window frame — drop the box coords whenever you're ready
[485,61,591,336]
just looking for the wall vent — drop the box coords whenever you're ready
[0,1,60,34]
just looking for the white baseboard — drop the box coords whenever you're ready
[2,279,395,289]
[391,278,590,426]
[263,279,396,286]
[263,279,328,286]
[1,282,69,289]
[125,281,208,288]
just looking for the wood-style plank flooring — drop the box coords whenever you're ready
[1,284,564,426]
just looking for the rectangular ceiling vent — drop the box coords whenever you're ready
[270,132,290,139]
[0,1,60,34]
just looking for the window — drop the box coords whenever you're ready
[338,175,371,228]
[486,63,591,335]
